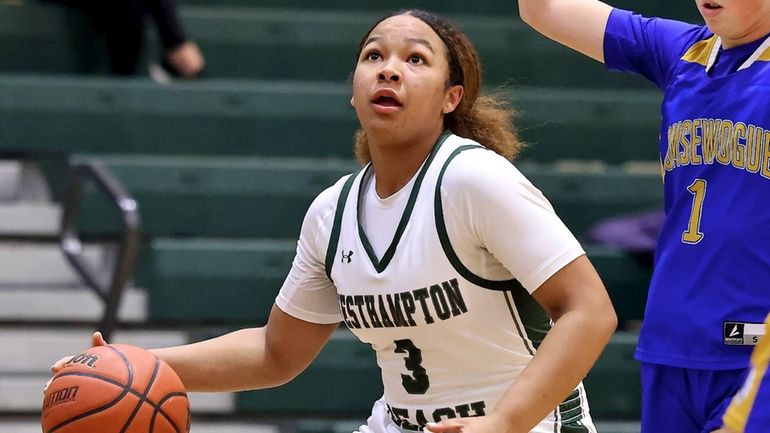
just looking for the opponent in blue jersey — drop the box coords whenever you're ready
[518,1,770,432]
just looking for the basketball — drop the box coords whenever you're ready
[41,344,190,433]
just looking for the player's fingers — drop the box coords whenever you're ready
[92,331,108,347]
[43,376,53,393]
[425,420,465,433]
[51,332,106,374]
[50,356,73,373]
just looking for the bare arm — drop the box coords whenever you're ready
[518,0,614,63]
[493,255,617,431]
[427,255,617,433]
[151,304,338,392]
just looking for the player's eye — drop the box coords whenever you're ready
[364,51,382,62]
[408,54,424,65]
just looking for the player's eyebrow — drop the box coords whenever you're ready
[363,36,436,53]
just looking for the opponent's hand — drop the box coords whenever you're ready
[425,414,512,433]
[45,331,109,391]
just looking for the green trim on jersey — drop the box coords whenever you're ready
[556,387,590,432]
[325,172,359,282]
[508,287,550,350]
[356,131,451,273]
[434,144,551,351]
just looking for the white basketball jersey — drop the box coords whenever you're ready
[323,133,590,429]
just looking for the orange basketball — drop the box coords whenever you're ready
[41,344,190,433]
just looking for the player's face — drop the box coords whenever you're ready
[695,0,770,48]
[350,15,463,143]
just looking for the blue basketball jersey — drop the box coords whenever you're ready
[604,9,770,369]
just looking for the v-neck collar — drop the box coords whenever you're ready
[356,131,451,273]
[706,33,770,73]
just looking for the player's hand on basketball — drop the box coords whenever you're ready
[425,414,512,433]
[45,331,109,391]
[50,331,108,372]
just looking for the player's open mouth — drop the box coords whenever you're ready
[372,89,403,108]
[703,2,722,10]
[373,96,402,107]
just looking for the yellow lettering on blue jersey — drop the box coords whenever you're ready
[717,120,734,165]
[662,119,770,182]
[702,119,721,164]
[679,120,692,166]
[762,130,770,180]
[746,125,763,173]
[691,119,703,165]
[732,122,747,169]
[665,122,679,171]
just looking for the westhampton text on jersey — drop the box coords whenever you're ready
[337,278,469,329]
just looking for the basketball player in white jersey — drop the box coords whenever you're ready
[52,10,617,433]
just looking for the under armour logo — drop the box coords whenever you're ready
[341,250,354,263]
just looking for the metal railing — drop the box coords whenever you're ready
[59,161,140,341]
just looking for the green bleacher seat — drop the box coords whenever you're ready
[0,3,98,75]
[584,332,641,420]
[174,8,647,88]
[135,238,295,324]
[588,246,651,330]
[0,75,662,162]
[524,162,662,235]
[75,155,356,238]
[130,239,259,324]
[236,329,383,416]
[0,76,358,158]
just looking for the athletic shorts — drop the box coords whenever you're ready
[723,334,770,433]
[640,363,748,433]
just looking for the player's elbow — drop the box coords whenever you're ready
[518,2,543,29]
[597,302,618,339]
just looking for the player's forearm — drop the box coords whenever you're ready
[493,306,616,432]
[151,327,286,392]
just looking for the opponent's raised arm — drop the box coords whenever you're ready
[518,0,613,63]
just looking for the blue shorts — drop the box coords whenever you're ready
[735,357,770,433]
[640,363,748,433]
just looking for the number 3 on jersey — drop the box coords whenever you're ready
[682,179,706,244]
[394,339,430,394]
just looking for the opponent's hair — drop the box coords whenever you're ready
[351,9,523,164]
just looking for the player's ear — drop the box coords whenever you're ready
[442,85,463,114]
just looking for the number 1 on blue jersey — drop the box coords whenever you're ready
[682,179,707,244]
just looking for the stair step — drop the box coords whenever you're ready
[0,241,103,285]
[0,160,21,201]
[0,327,237,414]
[0,285,146,322]
[0,203,60,237]
[0,327,188,373]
